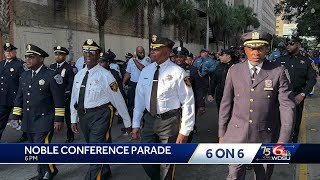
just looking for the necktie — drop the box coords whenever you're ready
[4,61,7,67]
[150,65,160,116]
[57,64,60,69]
[77,71,89,116]
[251,66,257,82]
[82,62,86,69]
[32,71,36,78]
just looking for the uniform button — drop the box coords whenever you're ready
[235,125,239,128]
[27,101,29,104]
[249,120,253,123]
[267,95,271,98]
[42,113,45,115]
[27,93,30,95]
[1,83,3,84]
[250,99,254,102]
[27,108,29,111]
[0,88,3,90]
[267,128,271,131]
[29,85,31,88]
[1,77,3,79]
[251,88,254,92]
[249,109,253,112]
[237,94,240,96]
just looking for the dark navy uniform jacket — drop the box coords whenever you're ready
[0,58,25,106]
[9,66,65,133]
[183,65,205,109]
[50,62,75,97]
[278,54,317,95]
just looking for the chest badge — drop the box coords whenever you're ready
[93,80,99,85]
[54,74,63,84]
[10,68,14,72]
[39,79,45,86]
[61,68,66,77]
[166,75,173,81]
[300,60,305,64]
[184,77,192,88]
[264,80,273,91]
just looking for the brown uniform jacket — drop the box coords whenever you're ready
[219,60,295,143]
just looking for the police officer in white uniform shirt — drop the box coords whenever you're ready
[122,46,151,118]
[70,39,131,180]
[131,37,195,180]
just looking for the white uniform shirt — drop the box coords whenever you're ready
[126,56,151,82]
[75,56,85,72]
[133,59,195,136]
[70,64,131,127]
[248,61,263,76]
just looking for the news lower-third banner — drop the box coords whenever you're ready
[0,143,318,164]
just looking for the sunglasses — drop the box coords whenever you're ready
[82,50,97,55]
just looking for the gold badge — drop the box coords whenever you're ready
[110,81,118,92]
[27,44,31,50]
[87,39,93,45]
[166,75,173,81]
[10,68,14,72]
[300,60,305,64]
[6,43,10,47]
[39,79,45,86]
[252,32,260,40]
[184,77,192,88]
[264,80,273,91]
[152,35,157,42]
[61,68,66,77]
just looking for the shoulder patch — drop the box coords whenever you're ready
[184,77,192,88]
[110,81,118,92]
[54,74,63,84]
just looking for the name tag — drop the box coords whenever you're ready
[264,88,273,91]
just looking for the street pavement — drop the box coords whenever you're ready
[1,78,320,180]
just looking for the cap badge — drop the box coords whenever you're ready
[87,39,93,45]
[100,52,103,57]
[252,32,260,40]
[177,47,182,52]
[152,35,157,42]
[57,46,61,50]
[6,43,10,47]
[27,45,31,50]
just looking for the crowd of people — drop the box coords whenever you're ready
[0,30,318,180]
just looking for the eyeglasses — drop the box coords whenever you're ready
[82,50,97,55]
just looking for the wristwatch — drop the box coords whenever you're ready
[300,93,306,97]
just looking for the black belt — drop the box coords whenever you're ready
[149,109,180,119]
[83,103,110,114]
[128,80,138,87]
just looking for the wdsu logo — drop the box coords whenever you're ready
[260,145,291,161]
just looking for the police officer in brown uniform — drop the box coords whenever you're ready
[278,37,317,143]
[219,31,296,180]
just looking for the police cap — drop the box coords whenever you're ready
[99,49,116,62]
[241,30,272,48]
[3,43,17,52]
[25,44,49,57]
[82,39,101,51]
[173,47,189,56]
[150,37,175,50]
[54,46,69,55]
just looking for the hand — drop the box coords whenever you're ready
[277,141,284,144]
[176,133,188,144]
[71,123,79,133]
[54,122,64,132]
[9,120,20,128]
[207,95,214,103]
[126,126,132,134]
[197,107,206,116]
[219,137,223,144]
[131,128,140,140]
[295,94,304,105]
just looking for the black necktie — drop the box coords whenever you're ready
[251,66,257,82]
[82,62,86,69]
[4,61,7,67]
[77,71,89,116]
[32,71,36,78]
[150,65,160,116]
[57,64,60,69]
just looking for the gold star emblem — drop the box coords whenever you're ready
[87,39,93,45]
[252,32,260,40]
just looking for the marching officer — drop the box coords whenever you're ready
[219,31,295,180]
[9,44,65,180]
[50,46,75,143]
[122,46,151,119]
[208,49,238,112]
[172,46,205,142]
[70,39,131,180]
[0,43,28,142]
[278,37,317,143]
[132,38,195,180]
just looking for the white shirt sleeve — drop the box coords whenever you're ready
[105,72,132,128]
[177,71,195,136]
[126,59,132,73]
[132,73,146,128]
[70,74,79,123]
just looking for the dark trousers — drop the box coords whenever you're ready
[292,100,305,143]
[227,164,274,180]
[65,99,74,139]
[27,131,58,177]
[79,105,113,180]
[187,107,198,143]
[141,111,180,180]
[0,105,11,140]
[127,81,137,119]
